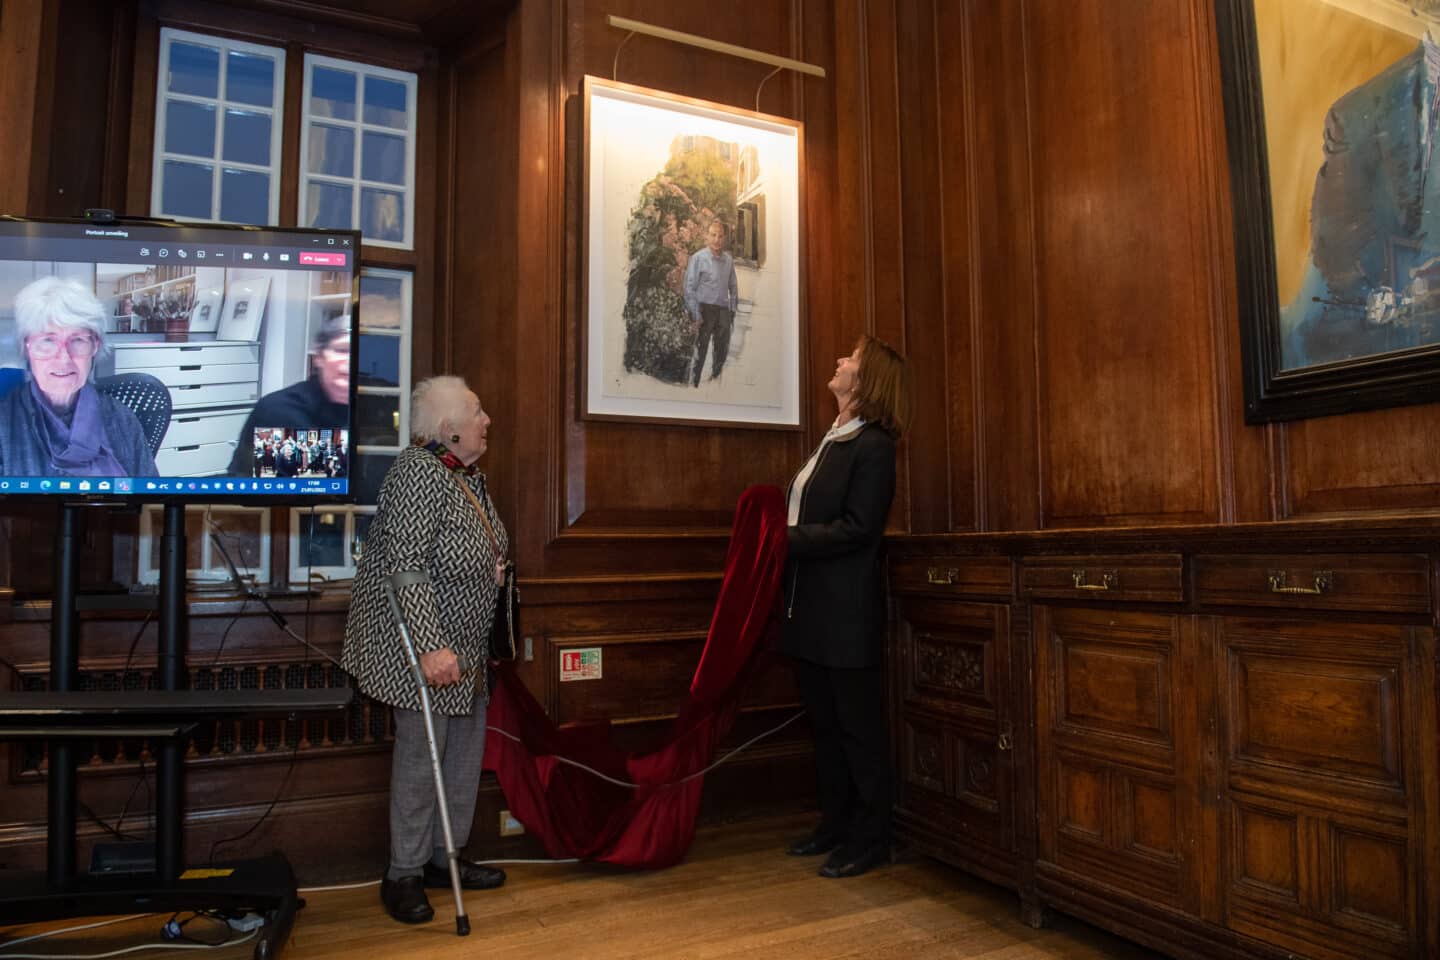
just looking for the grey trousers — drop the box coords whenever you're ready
[386,697,488,880]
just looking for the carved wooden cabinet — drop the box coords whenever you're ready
[888,525,1440,960]
[890,556,1019,888]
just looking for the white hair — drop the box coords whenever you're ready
[410,375,476,443]
[14,276,108,368]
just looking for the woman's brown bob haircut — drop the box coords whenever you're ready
[850,334,914,439]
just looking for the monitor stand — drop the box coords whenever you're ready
[0,503,304,960]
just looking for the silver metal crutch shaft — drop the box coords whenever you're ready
[381,577,470,937]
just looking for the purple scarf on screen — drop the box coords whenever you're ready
[27,378,128,476]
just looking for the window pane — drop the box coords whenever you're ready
[164,100,216,158]
[355,393,399,446]
[357,335,400,387]
[359,273,404,329]
[220,110,270,166]
[311,67,357,121]
[297,511,346,568]
[352,454,394,505]
[223,109,271,166]
[307,124,355,178]
[361,188,404,243]
[361,132,405,185]
[305,181,354,230]
[226,51,274,107]
[168,42,219,98]
[160,160,213,218]
[363,76,408,129]
[220,168,269,224]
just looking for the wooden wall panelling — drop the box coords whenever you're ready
[1187,0,1272,524]
[1280,406,1440,519]
[509,0,563,574]
[1023,0,1220,529]
[893,0,959,536]
[0,0,51,215]
[446,36,514,526]
[963,0,1040,534]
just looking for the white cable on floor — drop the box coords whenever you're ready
[485,708,804,790]
[0,916,158,952]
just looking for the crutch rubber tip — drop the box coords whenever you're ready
[456,914,471,936]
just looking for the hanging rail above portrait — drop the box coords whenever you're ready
[605,15,826,110]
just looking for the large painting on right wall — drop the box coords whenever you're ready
[1217,0,1440,421]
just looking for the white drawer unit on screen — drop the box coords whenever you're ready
[107,342,260,475]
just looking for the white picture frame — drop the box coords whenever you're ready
[218,275,271,342]
[189,275,225,334]
[582,77,803,429]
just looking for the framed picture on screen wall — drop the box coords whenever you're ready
[1217,0,1440,422]
[581,76,803,429]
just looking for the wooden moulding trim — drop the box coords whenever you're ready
[890,512,1440,554]
[4,574,727,618]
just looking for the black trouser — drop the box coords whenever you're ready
[692,303,735,385]
[792,658,891,851]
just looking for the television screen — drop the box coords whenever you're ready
[0,217,359,502]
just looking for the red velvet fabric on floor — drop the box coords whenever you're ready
[481,484,789,867]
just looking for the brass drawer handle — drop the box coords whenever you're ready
[1072,569,1118,591]
[1267,570,1333,595]
[926,566,958,585]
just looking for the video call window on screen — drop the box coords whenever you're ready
[0,218,359,502]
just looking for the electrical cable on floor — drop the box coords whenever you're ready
[484,708,805,790]
[0,930,254,959]
[0,915,157,952]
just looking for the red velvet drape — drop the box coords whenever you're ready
[481,484,789,867]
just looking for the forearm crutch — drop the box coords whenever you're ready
[381,576,471,937]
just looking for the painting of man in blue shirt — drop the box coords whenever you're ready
[684,220,739,387]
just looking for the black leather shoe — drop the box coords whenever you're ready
[424,858,507,890]
[818,843,890,879]
[380,875,434,923]
[786,830,844,857]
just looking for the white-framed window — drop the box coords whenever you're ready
[151,28,285,225]
[289,267,412,580]
[298,54,417,248]
[288,506,375,584]
[137,505,271,586]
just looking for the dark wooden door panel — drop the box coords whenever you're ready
[898,709,1012,854]
[1035,606,1200,912]
[897,597,1008,724]
[1044,607,1179,765]
[1217,619,1410,804]
[1050,752,1185,908]
[1224,792,1415,960]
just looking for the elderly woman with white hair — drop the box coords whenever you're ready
[0,275,156,477]
[341,374,509,925]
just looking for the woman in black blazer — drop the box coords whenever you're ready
[781,335,913,879]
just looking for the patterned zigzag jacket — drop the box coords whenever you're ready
[342,444,508,715]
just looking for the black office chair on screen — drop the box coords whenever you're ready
[96,372,172,457]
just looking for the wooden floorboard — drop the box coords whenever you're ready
[1,813,1163,959]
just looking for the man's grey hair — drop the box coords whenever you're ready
[14,276,108,369]
[309,313,350,355]
[410,375,475,443]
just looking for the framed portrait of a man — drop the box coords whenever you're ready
[581,76,803,428]
[1218,0,1440,421]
